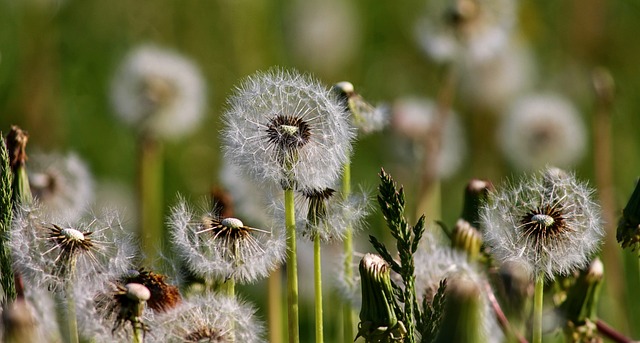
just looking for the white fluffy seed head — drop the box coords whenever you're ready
[110,44,207,140]
[221,68,355,190]
[10,204,136,293]
[481,167,604,280]
[169,198,286,284]
[498,93,587,171]
[148,294,264,343]
[28,151,94,222]
[391,97,466,179]
[414,0,517,63]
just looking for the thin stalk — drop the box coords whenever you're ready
[226,279,235,298]
[314,234,324,343]
[65,279,79,343]
[267,269,283,343]
[0,135,15,302]
[342,162,354,343]
[132,322,144,343]
[285,188,299,343]
[596,319,634,343]
[532,275,544,343]
[138,136,164,265]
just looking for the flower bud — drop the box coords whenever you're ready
[451,219,482,261]
[434,277,482,343]
[357,253,406,343]
[617,179,640,251]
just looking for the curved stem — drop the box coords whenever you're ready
[532,275,544,343]
[596,319,634,343]
[314,234,324,343]
[285,188,299,343]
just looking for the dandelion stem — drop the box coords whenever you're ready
[267,269,283,343]
[314,234,324,343]
[284,188,299,343]
[532,274,544,343]
[342,162,354,343]
[65,279,79,343]
[132,322,144,343]
[226,279,235,298]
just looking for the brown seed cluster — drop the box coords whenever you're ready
[519,203,571,250]
[265,115,312,151]
[183,326,228,342]
[121,268,182,313]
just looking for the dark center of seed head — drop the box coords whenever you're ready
[266,115,311,150]
[520,204,568,246]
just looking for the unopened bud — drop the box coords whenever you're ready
[617,179,640,251]
[451,219,482,261]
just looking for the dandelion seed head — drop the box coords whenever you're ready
[149,294,264,343]
[10,204,136,293]
[415,0,517,63]
[498,93,587,171]
[120,268,182,314]
[222,68,354,190]
[391,97,466,179]
[170,198,286,283]
[110,45,207,139]
[28,151,95,222]
[481,167,604,280]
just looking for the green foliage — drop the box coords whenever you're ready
[0,134,15,301]
[368,168,429,343]
[418,280,447,343]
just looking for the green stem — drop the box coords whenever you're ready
[342,163,354,343]
[268,269,283,343]
[138,136,164,265]
[132,322,144,343]
[533,275,544,343]
[285,188,299,343]
[226,279,235,298]
[314,234,324,343]
[65,280,79,343]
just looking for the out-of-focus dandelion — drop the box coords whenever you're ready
[459,40,535,113]
[332,81,389,135]
[414,231,502,343]
[391,97,466,179]
[222,68,353,191]
[28,151,94,222]
[481,167,603,343]
[169,199,286,286]
[414,0,517,63]
[110,45,206,140]
[149,293,264,343]
[498,94,587,171]
[286,0,361,76]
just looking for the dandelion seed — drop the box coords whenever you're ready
[222,68,354,190]
[149,294,264,343]
[498,94,587,171]
[110,45,207,140]
[481,167,603,280]
[169,199,286,284]
[28,151,94,222]
[414,0,517,63]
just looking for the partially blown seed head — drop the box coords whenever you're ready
[481,167,604,280]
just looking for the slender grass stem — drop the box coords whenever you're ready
[268,269,283,343]
[314,234,324,343]
[342,162,354,343]
[532,275,544,343]
[284,188,299,343]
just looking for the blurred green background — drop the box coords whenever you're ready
[2,0,640,341]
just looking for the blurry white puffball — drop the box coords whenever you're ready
[110,45,207,140]
[498,93,587,171]
[391,97,466,179]
[458,39,535,113]
[286,0,361,74]
[415,0,517,64]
